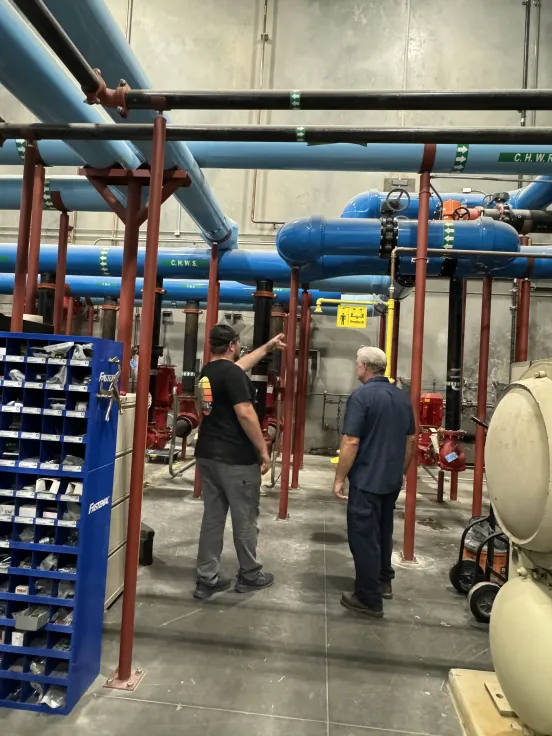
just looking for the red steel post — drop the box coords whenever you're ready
[279,268,299,519]
[193,245,220,499]
[390,299,400,381]
[53,212,70,334]
[12,143,37,331]
[515,279,530,362]
[26,164,45,314]
[298,297,311,471]
[117,178,142,393]
[378,312,386,351]
[291,289,310,488]
[403,171,431,562]
[472,276,492,517]
[65,296,74,335]
[117,115,166,684]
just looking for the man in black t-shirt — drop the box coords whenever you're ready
[194,323,285,599]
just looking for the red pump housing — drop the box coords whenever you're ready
[417,393,443,466]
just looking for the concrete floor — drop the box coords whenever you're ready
[0,458,492,735]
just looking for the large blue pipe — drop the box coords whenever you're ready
[44,0,236,248]
[277,216,520,266]
[0,0,139,169]
[342,190,487,219]
[4,139,552,178]
[0,273,381,315]
[509,177,552,209]
[0,176,147,212]
[0,243,390,292]
[186,142,552,176]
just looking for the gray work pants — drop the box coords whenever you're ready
[196,458,262,583]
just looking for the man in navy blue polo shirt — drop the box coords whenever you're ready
[333,346,416,618]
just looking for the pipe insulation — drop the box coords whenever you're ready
[0,0,140,169]
[43,0,236,248]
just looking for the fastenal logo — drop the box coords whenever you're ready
[99,372,118,382]
[89,496,110,515]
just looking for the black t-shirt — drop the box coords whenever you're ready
[194,359,258,465]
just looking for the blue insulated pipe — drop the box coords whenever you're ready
[276,216,520,265]
[0,0,140,169]
[44,0,236,248]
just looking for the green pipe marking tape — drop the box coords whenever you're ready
[99,249,110,276]
[452,144,469,172]
[15,139,26,161]
[43,179,57,210]
[296,127,306,142]
[443,224,455,249]
[290,91,301,109]
[498,152,552,163]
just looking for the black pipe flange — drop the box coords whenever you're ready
[380,215,398,257]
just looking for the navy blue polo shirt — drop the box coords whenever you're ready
[342,376,416,495]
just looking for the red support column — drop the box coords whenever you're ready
[118,179,143,394]
[473,276,492,518]
[53,212,70,334]
[291,289,310,489]
[65,295,74,336]
[403,170,431,562]
[378,312,386,351]
[26,164,45,315]
[298,299,311,472]
[12,143,37,331]
[279,268,299,519]
[115,115,166,689]
[390,300,400,381]
[450,280,468,503]
[193,245,220,499]
[515,279,530,363]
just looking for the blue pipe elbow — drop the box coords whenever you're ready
[277,216,382,265]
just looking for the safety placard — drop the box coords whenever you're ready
[336,305,367,329]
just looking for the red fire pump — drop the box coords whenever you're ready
[146,364,177,450]
[417,393,443,466]
[146,365,200,451]
[261,378,284,452]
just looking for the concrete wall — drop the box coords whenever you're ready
[1,0,551,451]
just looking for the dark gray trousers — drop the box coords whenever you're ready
[196,458,262,583]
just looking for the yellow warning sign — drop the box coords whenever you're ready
[336,305,367,328]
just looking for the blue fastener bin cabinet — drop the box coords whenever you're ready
[0,332,122,714]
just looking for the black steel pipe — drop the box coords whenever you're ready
[252,279,274,422]
[101,296,118,340]
[6,123,552,145]
[182,299,200,394]
[11,0,100,94]
[123,88,552,111]
[148,277,164,424]
[482,208,552,234]
[445,278,464,430]
[36,272,55,325]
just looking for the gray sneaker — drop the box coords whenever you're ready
[235,572,274,593]
[382,581,393,600]
[193,576,232,600]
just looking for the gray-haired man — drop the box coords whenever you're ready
[332,346,416,618]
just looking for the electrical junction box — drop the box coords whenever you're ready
[383,177,416,193]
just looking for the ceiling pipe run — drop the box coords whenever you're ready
[0,242,390,288]
[42,0,236,248]
[0,0,140,169]
[7,123,552,146]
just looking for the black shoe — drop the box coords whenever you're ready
[235,571,274,593]
[193,576,232,600]
[340,592,384,618]
[381,581,393,600]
